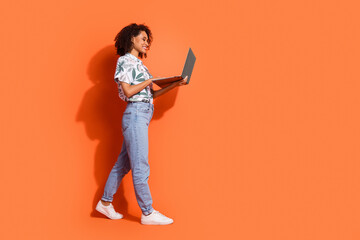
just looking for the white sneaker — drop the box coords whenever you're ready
[95,200,123,220]
[141,210,174,225]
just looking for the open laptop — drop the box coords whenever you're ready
[152,48,196,85]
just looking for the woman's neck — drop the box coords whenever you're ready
[129,49,139,58]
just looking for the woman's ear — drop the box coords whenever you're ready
[130,37,134,49]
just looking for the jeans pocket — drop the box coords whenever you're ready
[138,107,151,113]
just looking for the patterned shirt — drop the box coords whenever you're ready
[114,53,153,103]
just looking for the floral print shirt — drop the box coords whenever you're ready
[114,53,153,103]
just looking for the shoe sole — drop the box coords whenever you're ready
[141,220,174,225]
[95,205,123,220]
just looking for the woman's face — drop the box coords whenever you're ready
[131,31,149,55]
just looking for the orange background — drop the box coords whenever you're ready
[1,0,360,239]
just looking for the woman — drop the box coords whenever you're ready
[95,23,187,225]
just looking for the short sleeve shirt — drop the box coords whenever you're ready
[114,53,153,102]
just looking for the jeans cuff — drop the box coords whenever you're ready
[101,196,113,202]
[142,207,154,216]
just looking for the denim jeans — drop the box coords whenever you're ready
[101,102,154,215]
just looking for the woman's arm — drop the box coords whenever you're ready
[153,76,188,99]
[120,79,152,98]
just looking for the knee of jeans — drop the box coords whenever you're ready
[132,176,149,185]
[132,170,150,184]
[111,165,130,174]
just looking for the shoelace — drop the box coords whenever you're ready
[152,210,165,217]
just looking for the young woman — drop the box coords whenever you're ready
[95,23,187,225]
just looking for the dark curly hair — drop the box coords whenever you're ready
[114,23,153,59]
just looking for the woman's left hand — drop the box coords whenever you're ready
[177,76,188,86]
[153,76,189,98]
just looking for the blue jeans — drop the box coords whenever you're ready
[101,102,154,215]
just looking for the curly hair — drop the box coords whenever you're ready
[114,23,153,59]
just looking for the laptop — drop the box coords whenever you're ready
[152,48,196,85]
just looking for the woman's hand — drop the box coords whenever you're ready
[174,76,188,87]
[153,76,189,98]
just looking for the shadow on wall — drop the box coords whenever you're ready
[76,45,180,222]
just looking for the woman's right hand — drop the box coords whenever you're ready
[175,76,188,86]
